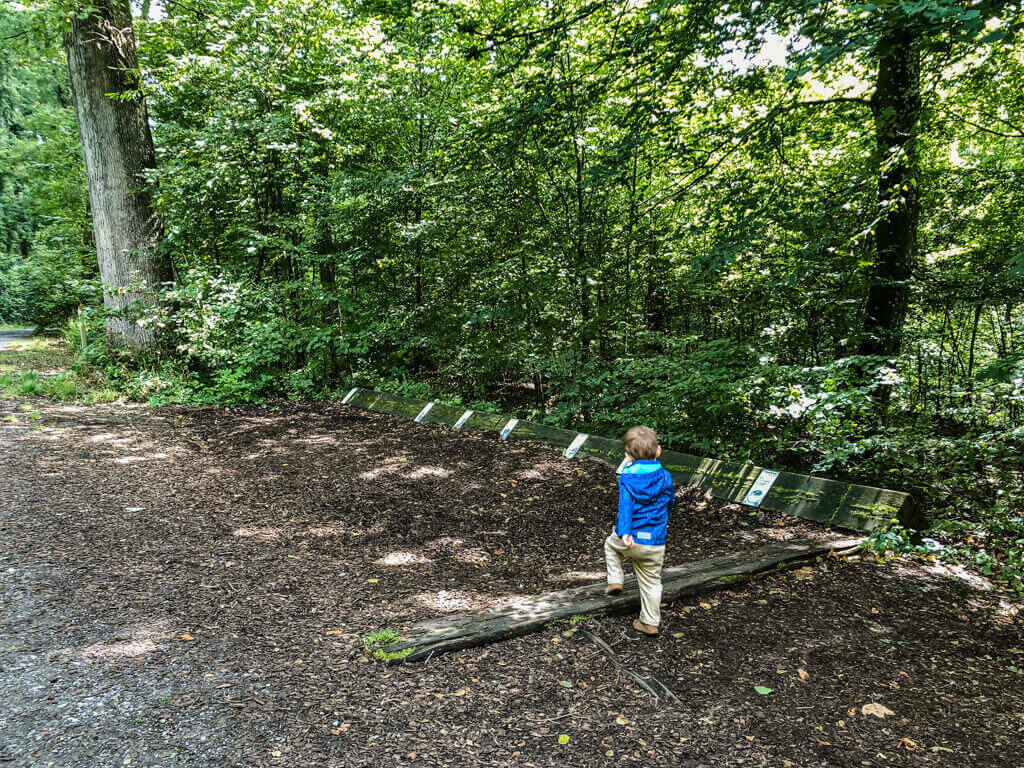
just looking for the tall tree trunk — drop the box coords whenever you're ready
[64,0,171,350]
[859,26,921,370]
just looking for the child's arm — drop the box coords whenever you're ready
[616,478,634,546]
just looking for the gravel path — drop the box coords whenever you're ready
[0,329,33,351]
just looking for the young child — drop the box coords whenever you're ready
[604,425,674,636]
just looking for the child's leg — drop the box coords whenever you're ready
[630,545,666,626]
[604,534,626,585]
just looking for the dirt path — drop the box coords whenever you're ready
[0,329,33,351]
[0,399,1021,767]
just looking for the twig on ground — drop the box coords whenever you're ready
[581,628,682,706]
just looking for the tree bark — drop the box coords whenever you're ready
[859,26,921,368]
[64,0,171,350]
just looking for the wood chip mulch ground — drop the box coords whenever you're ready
[1,399,1021,767]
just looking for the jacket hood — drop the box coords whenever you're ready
[620,460,673,501]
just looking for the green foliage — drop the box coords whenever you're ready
[0,2,94,327]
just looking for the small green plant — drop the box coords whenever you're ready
[567,613,596,625]
[867,524,919,554]
[360,628,414,662]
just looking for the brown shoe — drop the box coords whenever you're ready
[632,618,659,636]
[604,583,623,596]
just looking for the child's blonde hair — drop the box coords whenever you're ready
[623,425,660,460]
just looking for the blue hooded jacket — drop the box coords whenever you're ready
[616,459,674,546]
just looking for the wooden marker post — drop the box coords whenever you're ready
[414,402,436,423]
[564,433,589,459]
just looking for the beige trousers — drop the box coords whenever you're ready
[604,533,666,626]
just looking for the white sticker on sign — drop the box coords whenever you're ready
[414,401,435,423]
[499,418,519,440]
[616,456,631,474]
[453,409,473,429]
[341,387,358,404]
[742,469,780,507]
[564,433,589,459]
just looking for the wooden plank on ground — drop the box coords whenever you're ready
[368,537,862,664]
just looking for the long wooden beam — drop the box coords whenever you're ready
[341,387,920,532]
[367,537,863,664]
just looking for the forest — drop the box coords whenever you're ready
[2,0,1023,587]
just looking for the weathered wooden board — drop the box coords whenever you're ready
[348,390,430,421]
[464,410,515,433]
[419,402,467,427]
[369,537,862,664]
[576,434,623,466]
[653,451,920,532]
[340,387,918,532]
[508,420,579,450]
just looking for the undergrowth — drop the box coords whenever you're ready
[0,336,118,402]
[868,514,1024,596]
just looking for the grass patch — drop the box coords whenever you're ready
[0,337,118,403]
[0,337,71,376]
[360,628,415,663]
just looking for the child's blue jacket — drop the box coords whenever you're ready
[616,459,674,545]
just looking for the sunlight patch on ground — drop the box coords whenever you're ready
[79,621,169,660]
[297,434,342,446]
[996,599,1020,623]
[406,465,449,480]
[305,523,346,538]
[414,589,480,612]
[359,456,409,480]
[114,452,170,464]
[233,526,281,541]
[376,551,433,566]
[925,562,993,591]
[516,469,544,480]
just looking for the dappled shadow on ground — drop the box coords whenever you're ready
[0,399,1021,767]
